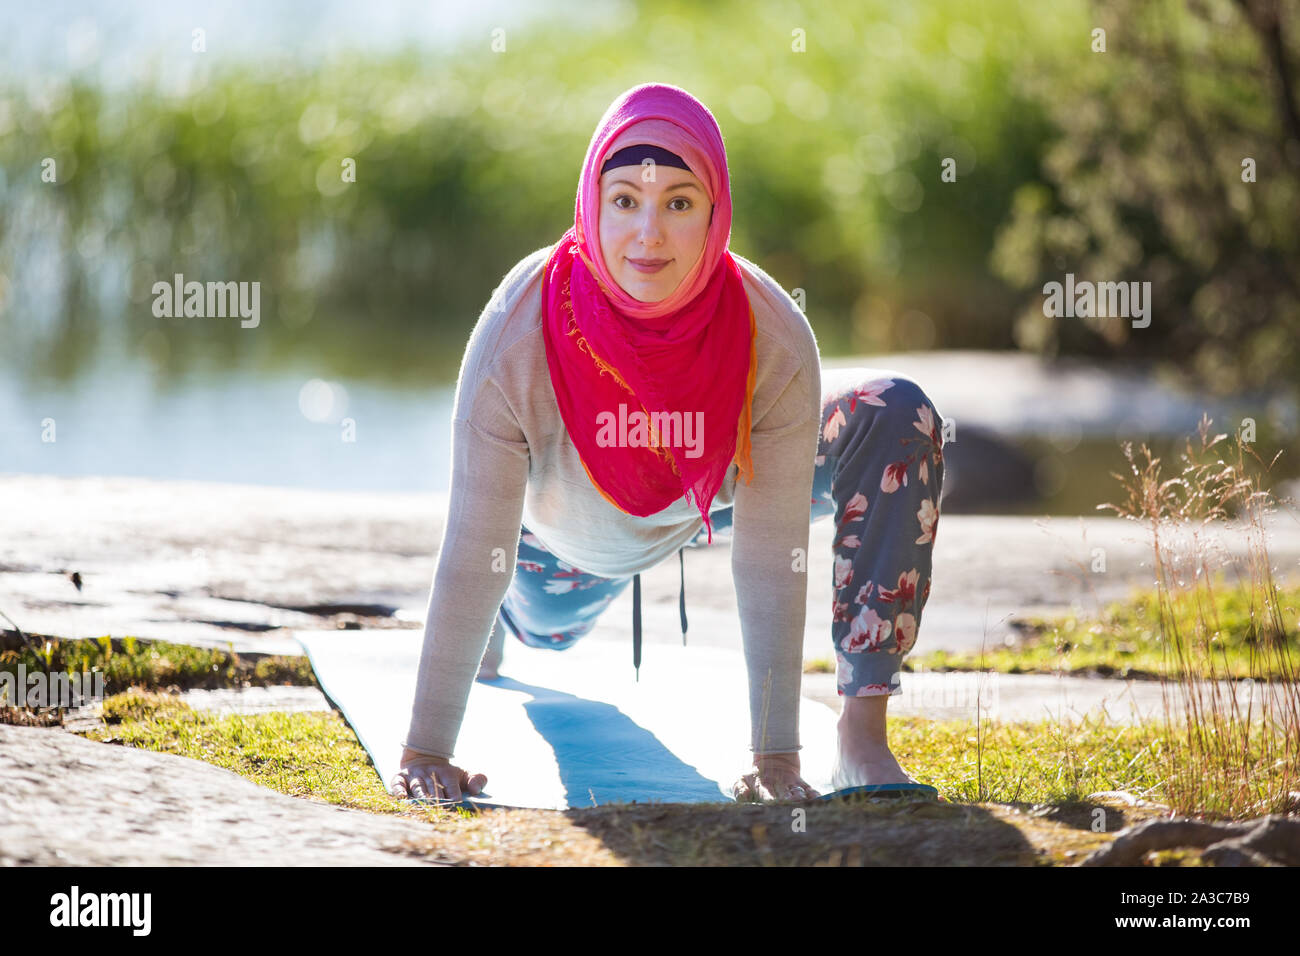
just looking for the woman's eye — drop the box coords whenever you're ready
[612,195,692,211]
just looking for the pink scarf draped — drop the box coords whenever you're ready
[541,83,757,544]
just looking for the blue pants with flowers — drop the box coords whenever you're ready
[489,367,945,698]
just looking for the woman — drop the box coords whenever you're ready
[390,82,945,805]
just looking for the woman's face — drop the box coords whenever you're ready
[598,164,712,303]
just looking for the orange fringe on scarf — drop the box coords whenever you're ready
[554,272,758,516]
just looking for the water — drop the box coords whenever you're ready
[5,350,1296,507]
[0,356,455,492]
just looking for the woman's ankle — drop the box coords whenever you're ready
[837,692,889,737]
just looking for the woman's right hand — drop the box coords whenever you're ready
[389,747,488,803]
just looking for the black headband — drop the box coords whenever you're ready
[600,143,693,175]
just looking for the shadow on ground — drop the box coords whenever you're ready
[387,796,1161,866]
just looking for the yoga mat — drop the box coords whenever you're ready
[295,629,845,809]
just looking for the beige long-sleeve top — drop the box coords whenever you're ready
[402,241,822,760]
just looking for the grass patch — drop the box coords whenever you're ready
[0,632,316,706]
[81,690,452,820]
[907,574,1300,680]
[101,687,199,724]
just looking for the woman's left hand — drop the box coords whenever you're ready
[731,752,821,803]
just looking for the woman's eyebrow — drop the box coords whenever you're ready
[606,179,703,193]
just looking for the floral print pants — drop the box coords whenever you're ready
[492,367,945,698]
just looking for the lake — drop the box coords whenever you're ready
[5,349,1295,514]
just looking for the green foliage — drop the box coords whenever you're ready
[991,0,1300,394]
[101,688,194,723]
[0,0,1069,387]
[5,0,1293,398]
[0,634,316,696]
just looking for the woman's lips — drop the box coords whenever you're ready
[627,257,670,274]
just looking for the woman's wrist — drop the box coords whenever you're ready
[401,744,451,765]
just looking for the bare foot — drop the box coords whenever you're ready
[832,732,917,790]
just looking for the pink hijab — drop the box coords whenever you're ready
[541,83,757,543]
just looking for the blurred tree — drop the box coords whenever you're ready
[991,0,1300,398]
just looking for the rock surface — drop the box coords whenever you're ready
[0,723,444,866]
[4,474,1299,661]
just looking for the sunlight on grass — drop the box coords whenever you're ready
[1098,416,1300,819]
[84,690,457,820]
[0,633,315,698]
[908,573,1300,680]
[1097,415,1299,819]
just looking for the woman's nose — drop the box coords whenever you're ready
[636,209,665,244]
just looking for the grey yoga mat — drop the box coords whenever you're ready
[295,628,846,810]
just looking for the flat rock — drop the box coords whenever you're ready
[800,670,1287,725]
[0,724,445,866]
[179,684,334,714]
[3,474,1299,661]
[0,474,437,653]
